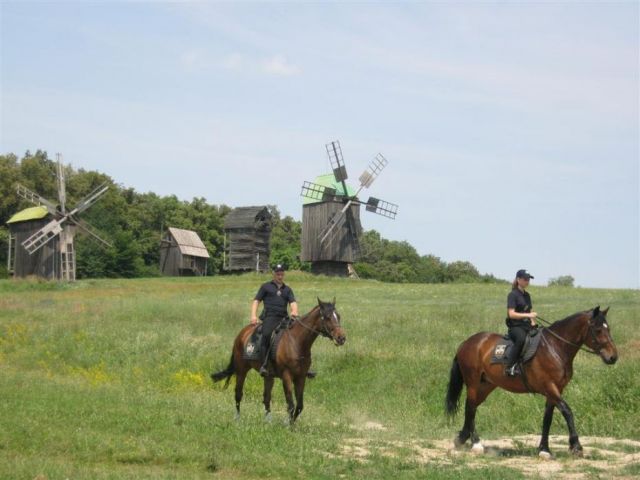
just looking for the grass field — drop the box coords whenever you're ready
[1,273,638,479]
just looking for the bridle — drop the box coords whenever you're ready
[292,307,339,341]
[537,315,605,356]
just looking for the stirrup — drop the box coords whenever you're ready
[505,364,521,377]
[259,365,270,377]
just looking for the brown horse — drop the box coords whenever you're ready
[445,306,618,458]
[211,298,346,424]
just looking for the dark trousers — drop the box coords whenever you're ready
[260,315,283,364]
[506,325,529,366]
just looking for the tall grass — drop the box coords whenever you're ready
[0,273,638,479]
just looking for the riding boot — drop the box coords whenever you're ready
[259,347,270,377]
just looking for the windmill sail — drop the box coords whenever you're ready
[16,184,58,215]
[21,218,65,254]
[365,197,398,219]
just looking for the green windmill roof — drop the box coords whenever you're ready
[6,206,49,224]
[302,174,357,205]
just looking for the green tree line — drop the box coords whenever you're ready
[0,151,503,283]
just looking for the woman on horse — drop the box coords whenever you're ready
[505,269,538,376]
[251,264,298,377]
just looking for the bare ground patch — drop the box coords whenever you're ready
[329,431,640,478]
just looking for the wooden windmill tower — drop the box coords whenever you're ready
[300,140,398,276]
[6,154,111,281]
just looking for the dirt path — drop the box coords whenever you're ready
[332,431,640,478]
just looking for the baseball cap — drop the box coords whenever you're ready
[516,269,534,280]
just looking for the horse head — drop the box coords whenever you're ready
[316,297,346,346]
[586,306,618,365]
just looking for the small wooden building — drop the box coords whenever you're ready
[300,174,363,276]
[224,206,272,272]
[6,206,72,279]
[160,227,209,276]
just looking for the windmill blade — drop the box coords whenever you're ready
[319,209,348,247]
[358,153,388,189]
[325,140,350,197]
[365,197,398,219]
[21,218,65,254]
[345,207,361,258]
[71,216,112,249]
[15,184,58,215]
[301,181,336,202]
[70,183,109,215]
[56,154,66,214]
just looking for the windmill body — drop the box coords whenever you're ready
[159,227,209,276]
[223,206,272,272]
[5,155,111,281]
[300,141,398,277]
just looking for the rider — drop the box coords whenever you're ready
[505,269,538,377]
[251,264,298,377]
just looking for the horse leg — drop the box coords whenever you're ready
[281,370,295,425]
[263,375,275,422]
[293,375,306,422]
[556,398,583,456]
[456,383,494,453]
[538,400,555,459]
[234,368,248,420]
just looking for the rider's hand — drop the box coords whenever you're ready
[250,316,258,325]
[529,312,537,326]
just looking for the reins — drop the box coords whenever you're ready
[291,311,333,340]
[536,315,600,355]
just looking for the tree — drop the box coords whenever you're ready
[548,275,575,287]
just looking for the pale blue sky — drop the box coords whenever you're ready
[1,2,638,288]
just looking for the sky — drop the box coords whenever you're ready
[1,1,638,289]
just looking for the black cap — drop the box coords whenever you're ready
[273,264,285,273]
[516,269,534,280]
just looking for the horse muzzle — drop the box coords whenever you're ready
[333,334,346,346]
[601,348,618,365]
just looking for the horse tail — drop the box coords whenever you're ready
[211,353,235,389]
[445,356,464,418]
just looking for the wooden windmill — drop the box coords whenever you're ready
[300,140,398,276]
[6,154,111,281]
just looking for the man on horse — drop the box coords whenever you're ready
[251,264,299,377]
[505,269,538,376]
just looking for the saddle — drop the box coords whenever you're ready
[242,317,293,361]
[490,328,543,365]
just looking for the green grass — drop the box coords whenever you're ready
[0,273,638,479]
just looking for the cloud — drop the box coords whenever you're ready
[261,54,301,76]
[216,52,301,76]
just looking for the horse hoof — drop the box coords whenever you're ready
[471,442,484,455]
[538,450,553,460]
[234,412,241,422]
[453,437,465,449]
[570,446,583,457]
[264,413,272,423]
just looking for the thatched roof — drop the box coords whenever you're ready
[224,206,271,230]
[167,227,210,258]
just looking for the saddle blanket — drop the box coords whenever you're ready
[490,329,543,365]
[242,318,292,361]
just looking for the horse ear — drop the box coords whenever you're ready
[603,306,610,316]
[593,306,600,317]
[332,296,336,305]
[317,297,322,306]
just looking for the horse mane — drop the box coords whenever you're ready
[289,305,320,329]
[548,310,591,331]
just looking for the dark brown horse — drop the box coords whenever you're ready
[211,298,346,424]
[445,306,618,458]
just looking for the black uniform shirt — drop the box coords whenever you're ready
[254,281,296,317]
[506,288,533,328]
